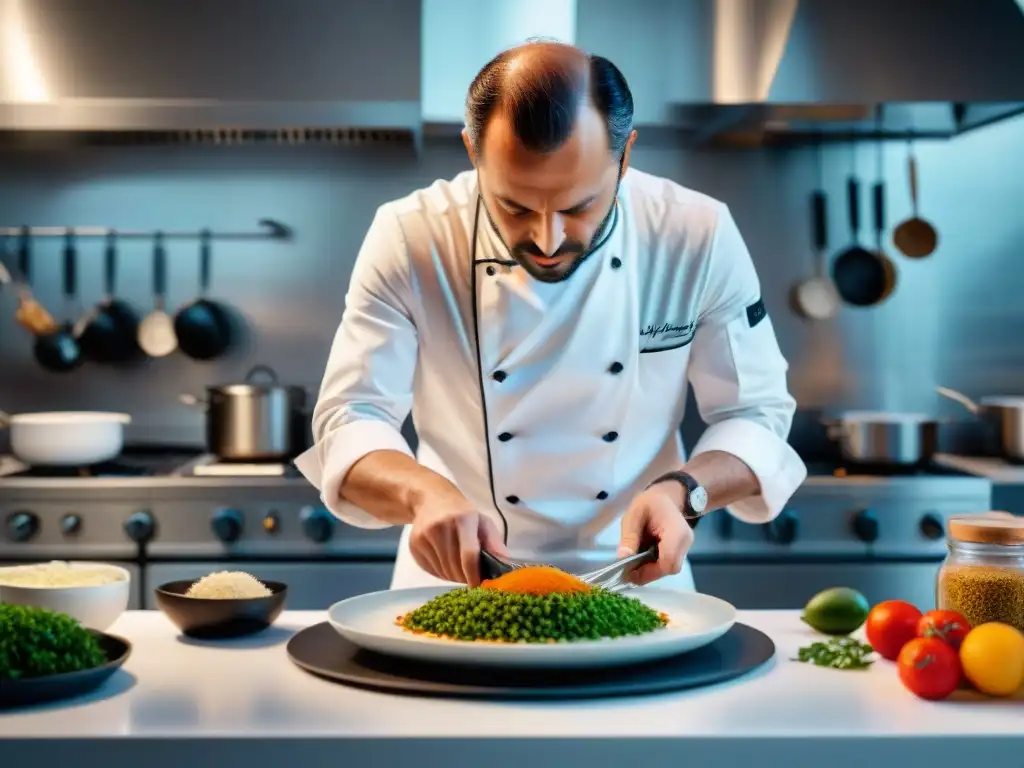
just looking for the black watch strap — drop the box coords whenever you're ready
[646,470,707,529]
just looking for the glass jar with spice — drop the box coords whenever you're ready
[936,514,1024,633]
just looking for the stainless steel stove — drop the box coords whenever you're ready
[688,460,993,611]
[935,453,1024,515]
[0,448,399,610]
[0,450,996,611]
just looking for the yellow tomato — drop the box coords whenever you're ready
[959,622,1024,697]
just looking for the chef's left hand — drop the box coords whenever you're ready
[618,484,694,585]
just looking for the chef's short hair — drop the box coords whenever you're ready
[465,40,634,160]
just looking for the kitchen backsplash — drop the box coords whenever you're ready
[1,116,1022,452]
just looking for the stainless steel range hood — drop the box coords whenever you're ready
[4,0,1023,149]
[0,0,422,144]
[677,0,1024,145]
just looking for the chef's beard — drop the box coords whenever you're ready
[481,182,620,284]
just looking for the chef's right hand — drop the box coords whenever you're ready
[410,494,509,586]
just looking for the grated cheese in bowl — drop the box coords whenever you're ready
[0,560,127,588]
[186,571,273,599]
[0,561,131,631]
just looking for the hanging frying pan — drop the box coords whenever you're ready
[173,229,232,360]
[79,231,141,364]
[831,170,893,307]
[33,230,84,373]
[870,180,897,303]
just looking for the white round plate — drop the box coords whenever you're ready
[327,586,737,668]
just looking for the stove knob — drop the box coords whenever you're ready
[920,513,945,540]
[124,511,156,543]
[300,506,335,543]
[6,511,39,542]
[765,510,799,545]
[212,508,244,543]
[60,514,82,536]
[851,509,879,543]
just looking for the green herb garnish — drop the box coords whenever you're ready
[401,587,667,643]
[793,636,875,670]
[0,603,107,680]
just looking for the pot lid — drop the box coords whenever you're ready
[210,364,301,394]
[213,383,292,395]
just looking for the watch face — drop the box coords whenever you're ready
[689,486,708,515]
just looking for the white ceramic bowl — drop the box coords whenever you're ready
[1,411,130,466]
[0,561,131,630]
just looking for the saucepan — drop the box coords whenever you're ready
[822,411,941,465]
[936,387,1024,462]
[180,364,310,461]
[0,411,131,466]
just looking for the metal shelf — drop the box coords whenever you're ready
[0,219,292,240]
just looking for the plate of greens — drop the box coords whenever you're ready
[0,603,131,708]
[327,574,736,668]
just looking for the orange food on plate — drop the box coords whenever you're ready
[481,565,592,595]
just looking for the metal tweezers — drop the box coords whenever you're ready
[479,545,659,593]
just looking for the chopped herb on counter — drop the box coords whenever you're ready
[793,636,875,670]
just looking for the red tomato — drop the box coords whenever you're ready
[866,600,922,660]
[897,637,962,700]
[917,610,970,650]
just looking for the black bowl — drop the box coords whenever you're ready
[154,580,288,639]
[0,630,131,709]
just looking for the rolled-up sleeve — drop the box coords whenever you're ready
[687,205,807,524]
[292,204,417,528]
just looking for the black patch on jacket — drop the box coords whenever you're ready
[746,298,767,328]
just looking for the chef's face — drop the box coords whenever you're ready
[465,105,636,283]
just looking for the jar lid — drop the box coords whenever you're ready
[948,513,1024,545]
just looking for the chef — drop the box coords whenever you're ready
[294,41,806,592]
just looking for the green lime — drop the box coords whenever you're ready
[801,587,871,636]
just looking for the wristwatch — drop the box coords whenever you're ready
[647,470,709,528]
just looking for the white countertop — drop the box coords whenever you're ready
[1,610,1020,767]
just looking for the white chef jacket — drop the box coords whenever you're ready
[294,168,807,592]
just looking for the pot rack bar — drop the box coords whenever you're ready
[0,218,292,240]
